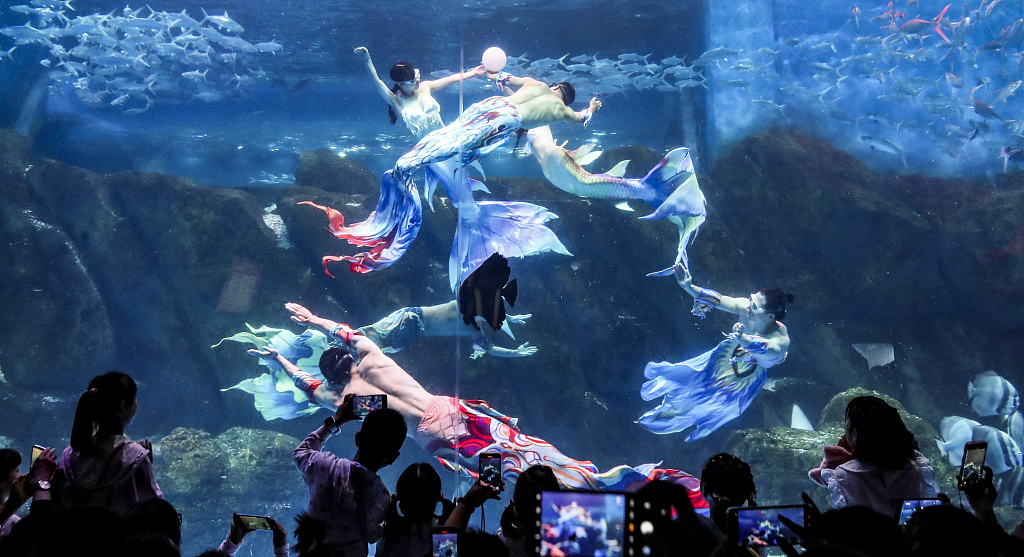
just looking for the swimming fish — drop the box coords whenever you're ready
[936,415,981,465]
[971,425,1024,474]
[459,253,518,332]
[969,370,1020,416]
[851,343,895,369]
[1006,411,1024,449]
[995,466,1024,507]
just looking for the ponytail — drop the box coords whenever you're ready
[70,372,138,453]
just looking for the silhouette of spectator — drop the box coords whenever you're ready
[0,449,22,538]
[378,462,456,557]
[700,452,757,542]
[497,465,560,557]
[124,497,182,549]
[809,396,938,517]
[903,505,998,557]
[0,445,57,537]
[293,393,406,556]
[459,527,511,557]
[52,371,162,516]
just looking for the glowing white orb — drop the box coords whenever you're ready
[482,47,507,72]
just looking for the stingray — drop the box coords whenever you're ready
[852,343,895,369]
[459,252,518,331]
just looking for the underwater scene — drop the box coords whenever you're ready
[3,0,1024,554]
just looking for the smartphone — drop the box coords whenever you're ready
[353,394,387,418]
[30,445,45,467]
[478,452,501,488]
[896,498,944,525]
[237,514,273,530]
[537,490,627,557]
[728,504,806,547]
[432,526,459,557]
[958,441,988,490]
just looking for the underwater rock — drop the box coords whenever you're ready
[154,427,229,496]
[293,149,377,196]
[216,426,305,501]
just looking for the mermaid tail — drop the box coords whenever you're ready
[432,398,705,506]
[300,169,422,274]
[430,163,571,291]
[638,340,767,441]
[213,325,330,421]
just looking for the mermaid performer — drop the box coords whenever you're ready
[223,303,705,506]
[525,125,706,273]
[304,74,601,274]
[356,46,485,137]
[638,264,793,441]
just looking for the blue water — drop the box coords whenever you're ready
[3,0,1024,555]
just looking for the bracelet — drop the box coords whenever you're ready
[579,108,592,128]
[494,71,512,90]
[329,323,362,344]
[691,286,722,319]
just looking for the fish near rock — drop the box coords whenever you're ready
[459,253,518,331]
[969,370,1020,417]
[971,425,1024,474]
[937,415,981,465]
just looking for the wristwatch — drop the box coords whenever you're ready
[36,480,50,491]
[324,416,340,434]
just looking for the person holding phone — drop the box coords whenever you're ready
[256,303,704,498]
[808,396,940,517]
[293,393,407,557]
[377,463,456,557]
[214,512,288,557]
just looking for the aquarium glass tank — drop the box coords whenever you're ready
[2,0,1024,554]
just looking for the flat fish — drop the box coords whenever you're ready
[852,343,895,369]
[458,252,518,331]
[971,425,1024,474]
[969,370,1020,416]
[936,416,980,465]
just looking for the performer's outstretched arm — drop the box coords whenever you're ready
[285,302,378,360]
[672,263,749,316]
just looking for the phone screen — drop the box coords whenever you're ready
[478,452,501,488]
[432,530,458,557]
[353,394,387,417]
[959,442,988,489]
[538,490,627,557]
[30,445,44,467]
[238,515,273,530]
[730,505,805,547]
[897,499,943,525]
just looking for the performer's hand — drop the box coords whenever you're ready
[469,64,485,77]
[507,313,532,325]
[515,343,538,356]
[286,303,315,324]
[731,323,745,335]
[248,346,280,360]
[673,263,692,288]
[589,97,602,112]
[354,46,370,60]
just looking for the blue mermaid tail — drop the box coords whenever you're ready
[213,325,330,420]
[638,339,767,441]
[424,160,571,291]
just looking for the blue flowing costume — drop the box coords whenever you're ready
[638,339,787,441]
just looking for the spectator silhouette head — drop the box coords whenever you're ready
[500,464,560,546]
[124,498,182,548]
[701,452,756,530]
[395,462,444,520]
[354,408,407,471]
[0,448,21,499]
[459,528,510,557]
[817,506,906,557]
[845,396,915,470]
[904,504,997,557]
[71,371,138,452]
